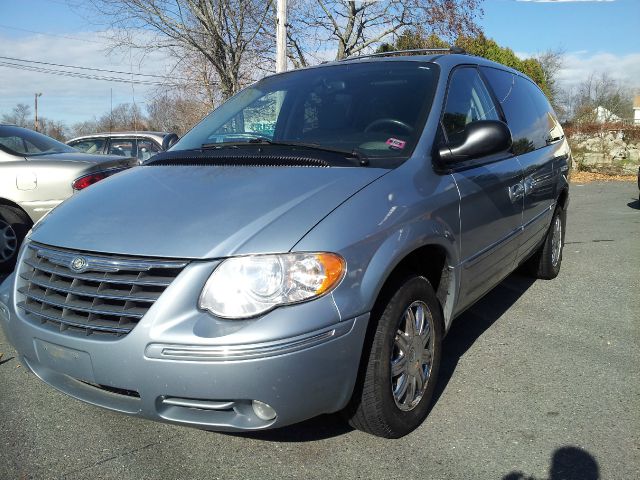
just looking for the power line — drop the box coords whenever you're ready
[0,61,177,87]
[0,55,190,81]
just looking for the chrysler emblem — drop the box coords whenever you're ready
[70,256,88,272]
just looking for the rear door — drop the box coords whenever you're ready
[442,66,524,313]
[481,68,560,261]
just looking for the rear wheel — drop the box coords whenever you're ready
[525,206,565,280]
[0,206,31,272]
[345,275,443,438]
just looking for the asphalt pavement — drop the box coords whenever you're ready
[1,181,638,480]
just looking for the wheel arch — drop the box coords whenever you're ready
[0,197,33,226]
[367,243,455,337]
[557,186,569,211]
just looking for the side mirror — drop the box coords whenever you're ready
[436,120,512,166]
[162,133,179,151]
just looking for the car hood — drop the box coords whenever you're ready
[30,165,388,259]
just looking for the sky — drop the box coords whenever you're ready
[0,0,638,127]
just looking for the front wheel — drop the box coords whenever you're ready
[345,275,443,438]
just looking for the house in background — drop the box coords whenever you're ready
[593,105,621,124]
[634,95,640,125]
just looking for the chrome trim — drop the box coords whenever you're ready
[161,398,236,410]
[145,320,355,362]
[508,181,525,202]
[23,257,175,287]
[30,243,187,273]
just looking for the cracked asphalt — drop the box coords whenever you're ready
[1,181,638,480]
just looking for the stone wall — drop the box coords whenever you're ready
[568,130,640,175]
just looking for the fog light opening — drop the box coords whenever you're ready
[252,400,277,421]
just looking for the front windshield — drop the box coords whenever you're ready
[0,125,77,156]
[175,61,439,159]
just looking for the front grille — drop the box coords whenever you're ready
[16,243,188,338]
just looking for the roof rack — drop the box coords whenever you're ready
[340,47,466,62]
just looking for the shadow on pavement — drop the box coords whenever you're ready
[503,446,600,480]
[432,272,536,406]
[223,412,353,442]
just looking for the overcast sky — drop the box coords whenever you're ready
[0,0,638,126]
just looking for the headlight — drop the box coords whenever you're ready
[199,252,345,319]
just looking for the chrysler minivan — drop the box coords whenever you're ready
[0,50,570,438]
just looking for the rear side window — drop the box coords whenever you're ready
[480,67,548,154]
[70,138,105,154]
[521,79,565,144]
[137,139,161,161]
[108,138,137,157]
[442,67,500,143]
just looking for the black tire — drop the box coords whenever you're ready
[345,275,443,438]
[525,206,566,280]
[0,205,31,272]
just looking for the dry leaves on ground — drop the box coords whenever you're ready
[569,171,637,183]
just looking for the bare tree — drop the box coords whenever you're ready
[285,0,483,64]
[70,119,101,138]
[2,103,32,127]
[90,0,274,100]
[39,118,69,141]
[70,102,150,136]
[147,93,209,134]
[534,48,564,109]
[564,72,633,123]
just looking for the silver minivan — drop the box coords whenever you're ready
[0,51,570,438]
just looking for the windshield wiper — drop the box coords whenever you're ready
[202,138,369,166]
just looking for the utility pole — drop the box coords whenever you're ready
[34,92,42,132]
[276,0,287,73]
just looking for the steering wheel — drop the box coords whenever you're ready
[364,118,414,135]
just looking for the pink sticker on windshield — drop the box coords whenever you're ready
[386,138,406,150]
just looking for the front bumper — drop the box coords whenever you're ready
[0,265,369,431]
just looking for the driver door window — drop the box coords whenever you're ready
[442,67,500,143]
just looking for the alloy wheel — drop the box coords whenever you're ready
[390,300,435,411]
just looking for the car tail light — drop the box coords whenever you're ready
[72,169,124,191]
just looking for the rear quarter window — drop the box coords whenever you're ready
[480,67,548,155]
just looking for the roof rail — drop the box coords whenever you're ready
[340,47,466,62]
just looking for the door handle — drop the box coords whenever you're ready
[508,182,524,202]
[524,177,535,195]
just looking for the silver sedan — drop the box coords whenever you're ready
[0,124,138,271]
